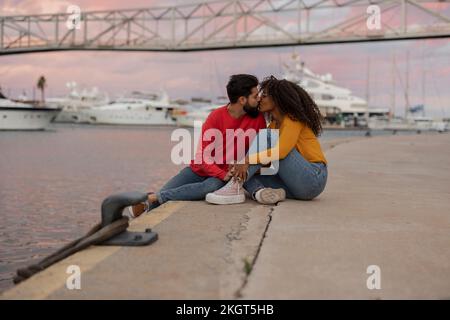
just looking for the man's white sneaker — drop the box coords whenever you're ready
[254,188,286,204]
[125,201,149,219]
[205,179,245,205]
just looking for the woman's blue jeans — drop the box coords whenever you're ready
[243,130,327,200]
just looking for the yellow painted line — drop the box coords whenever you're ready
[0,201,185,300]
[128,201,184,232]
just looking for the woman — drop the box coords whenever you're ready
[205,76,327,205]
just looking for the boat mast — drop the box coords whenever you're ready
[404,51,410,120]
[422,51,426,117]
[391,54,396,119]
[365,57,370,105]
[365,57,370,124]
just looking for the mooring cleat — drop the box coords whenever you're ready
[100,229,158,246]
[98,191,158,247]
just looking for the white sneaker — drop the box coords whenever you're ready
[205,179,245,205]
[125,201,149,219]
[254,188,286,204]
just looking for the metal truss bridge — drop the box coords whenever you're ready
[1,0,449,55]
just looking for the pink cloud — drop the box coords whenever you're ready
[1,1,449,117]
[422,2,450,11]
[436,65,450,76]
[0,0,162,15]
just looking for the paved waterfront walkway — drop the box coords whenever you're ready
[2,133,450,299]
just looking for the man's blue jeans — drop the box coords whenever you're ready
[147,166,226,211]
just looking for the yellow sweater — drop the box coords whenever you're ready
[248,116,327,165]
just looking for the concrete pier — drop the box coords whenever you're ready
[2,133,450,299]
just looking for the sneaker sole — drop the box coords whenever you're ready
[259,188,286,204]
[205,193,246,205]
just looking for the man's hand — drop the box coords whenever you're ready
[223,170,233,182]
[223,165,237,182]
[231,163,249,182]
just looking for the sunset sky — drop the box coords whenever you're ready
[1,0,449,117]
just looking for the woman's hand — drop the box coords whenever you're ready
[231,163,249,182]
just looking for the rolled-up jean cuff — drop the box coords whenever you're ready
[251,186,265,200]
[156,191,164,204]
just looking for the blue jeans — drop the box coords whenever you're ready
[243,130,327,201]
[148,166,226,210]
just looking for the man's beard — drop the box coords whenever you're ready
[243,103,260,118]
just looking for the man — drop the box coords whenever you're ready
[127,74,266,217]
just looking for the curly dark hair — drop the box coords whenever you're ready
[260,75,323,136]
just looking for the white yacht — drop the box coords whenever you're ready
[369,113,447,132]
[82,91,178,126]
[174,97,227,127]
[0,93,61,130]
[46,82,110,123]
[175,104,222,127]
[282,54,389,124]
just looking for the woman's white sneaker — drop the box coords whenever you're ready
[254,188,286,204]
[205,180,245,205]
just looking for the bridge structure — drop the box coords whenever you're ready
[1,0,449,55]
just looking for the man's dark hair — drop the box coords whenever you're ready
[226,74,258,104]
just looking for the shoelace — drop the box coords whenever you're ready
[222,179,242,194]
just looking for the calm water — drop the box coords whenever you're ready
[0,123,418,292]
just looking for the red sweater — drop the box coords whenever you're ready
[190,105,267,180]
